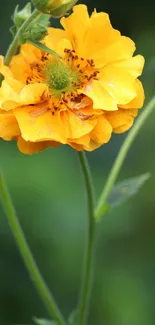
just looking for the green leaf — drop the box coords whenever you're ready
[33,317,56,325]
[28,40,61,58]
[96,173,150,222]
[108,172,150,208]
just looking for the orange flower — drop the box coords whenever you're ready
[0,4,144,154]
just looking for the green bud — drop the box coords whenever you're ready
[13,3,32,29]
[31,0,78,17]
[23,23,48,42]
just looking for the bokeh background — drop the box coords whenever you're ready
[0,0,155,324]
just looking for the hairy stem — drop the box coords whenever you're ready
[0,172,67,325]
[77,151,96,325]
[4,9,40,65]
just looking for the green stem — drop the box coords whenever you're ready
[95,96,155,221]
[0,172,67,325]
[4,9,40,66]
[77,151,96,325]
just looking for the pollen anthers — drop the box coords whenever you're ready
[25,49,99,118]
[25,48,99,96]
[63,48,100,86]
[26,52,50,85]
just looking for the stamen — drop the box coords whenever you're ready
[26,47,99,119]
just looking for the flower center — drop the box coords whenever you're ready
[44,58,79,93]
[26,49,99,110]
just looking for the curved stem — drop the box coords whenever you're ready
[77,151,96,325]
[95,96,155,221]
[4,9,40,65]
[0,172,67,325]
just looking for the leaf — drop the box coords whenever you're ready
[95,173,150,222]
[28,40,61,58]
[108,172,150,208]
[33,317,56,325]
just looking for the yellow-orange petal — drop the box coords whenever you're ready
[84,11,120,59]
[119,79,144,109]
[68,134,90,150]
[70,140,102,151]
[2,83,48,110]
[0,78,24,110]
[3,77,24,92]
[14,106,68,143]
[61,4,89,56]
[10,54,30,83]
[105,108,138,134]
[0,110,20,140]
[83,80,118,111]
[44,27,71,56]
[110,55,145,78]
[69,142,84,151]
[89,114,112,145]
[69,134,90,145]
[92,37,135,69]
[62,110,97,139]
[45,27,67,46]
[17,83,47,105]
[17,136,60,154]
[55,38,72,57]
[20,43,42,64]
[99,66,137,105]
[69,115,112,151]
[0,56,13,79]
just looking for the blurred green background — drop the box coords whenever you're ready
[0,1,155,325]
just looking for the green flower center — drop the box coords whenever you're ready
[44,58,79,95]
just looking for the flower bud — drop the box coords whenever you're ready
[13,3,32,29]
[32,0,78,17]
[23,23,48,42]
